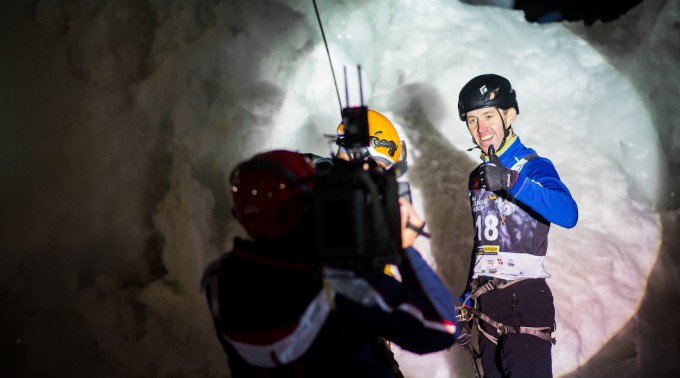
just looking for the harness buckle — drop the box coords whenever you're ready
[496,325,512,336]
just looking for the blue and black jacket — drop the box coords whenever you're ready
[466,135,578,282]
[201,237,458,378]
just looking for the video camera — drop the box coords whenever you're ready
[311,67,403,277]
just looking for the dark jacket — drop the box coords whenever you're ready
[201,237,458,377]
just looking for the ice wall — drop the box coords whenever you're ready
[0,0,675,377]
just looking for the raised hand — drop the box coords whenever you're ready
[479,145,518,192]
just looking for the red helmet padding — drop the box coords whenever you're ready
[231,150,316,239]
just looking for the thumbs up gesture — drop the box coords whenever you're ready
[479,145,518,192]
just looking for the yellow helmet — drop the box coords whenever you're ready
[336,109,404,166]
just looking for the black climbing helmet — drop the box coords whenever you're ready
[458,74,519,122]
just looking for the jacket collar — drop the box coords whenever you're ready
[480,135,536,167]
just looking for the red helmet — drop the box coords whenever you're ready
[230,150,316,239]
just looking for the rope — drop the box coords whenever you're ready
[311,0,343,117]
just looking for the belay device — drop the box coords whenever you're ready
[313,66,403,277]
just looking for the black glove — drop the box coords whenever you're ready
[479,145,518,192]
[457,321,473,349]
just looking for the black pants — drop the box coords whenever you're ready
[477,278,555,378]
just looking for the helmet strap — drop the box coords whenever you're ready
[494,108,512,154]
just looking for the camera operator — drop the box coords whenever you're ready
[201,149,459,377]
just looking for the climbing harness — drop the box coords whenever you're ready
[457,277,556,346]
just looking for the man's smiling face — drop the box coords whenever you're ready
[465,107,516,154]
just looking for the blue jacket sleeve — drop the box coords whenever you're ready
[370,247,458,354]
[507,157,578,228]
